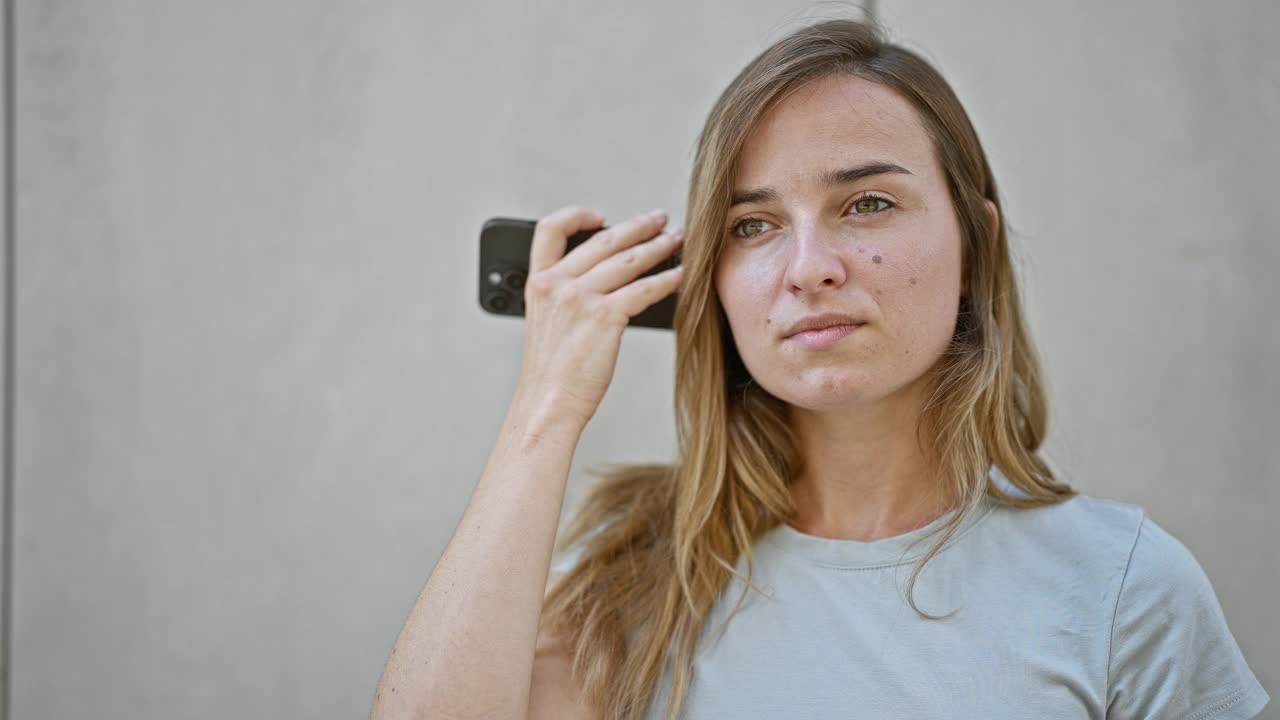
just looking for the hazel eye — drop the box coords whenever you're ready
[729,217,771,239]
[728,194,896,240]
[852,195,894,214]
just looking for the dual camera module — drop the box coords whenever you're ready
[482,266,526,314]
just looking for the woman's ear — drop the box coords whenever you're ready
[984,199,1000,240]
[964,200,1000,298]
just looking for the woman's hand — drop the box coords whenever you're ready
[513,205,685,430]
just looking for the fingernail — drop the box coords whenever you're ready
[671,227,685,241]
[649,208,667,220]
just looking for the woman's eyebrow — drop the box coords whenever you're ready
[729,161,913,208]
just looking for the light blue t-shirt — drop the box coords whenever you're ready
[551,467,1270,719]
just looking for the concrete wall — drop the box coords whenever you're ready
[1,0,10,714]
[879,0,1279,698]
[8,1,1275,718]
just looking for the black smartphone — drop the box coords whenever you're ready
[478,216,680,330]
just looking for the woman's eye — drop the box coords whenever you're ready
[852,195,893,214]
[728,196,895,239]
[730,218,771,239]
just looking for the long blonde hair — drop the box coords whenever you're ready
[539,16,1076,720]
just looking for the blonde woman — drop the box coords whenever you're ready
[372,17,1270,720]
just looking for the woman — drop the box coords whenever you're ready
[373,17,1270,720]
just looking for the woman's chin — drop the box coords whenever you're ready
[778,378,883,411]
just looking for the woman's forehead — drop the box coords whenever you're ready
[734,75,934,188]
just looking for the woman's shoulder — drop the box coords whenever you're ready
[987,489,1240,638]
[981,479,1269,715]
[987,482,1148,553]
[1099,503,1272,717]
[990,486,1218,581]
[975,484,1154,595]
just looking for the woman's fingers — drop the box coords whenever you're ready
[577,225,684,296]
[554,208,668,279]
[607,261,685,319]
[528,206,605,275]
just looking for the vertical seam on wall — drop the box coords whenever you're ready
[1,0,12,716]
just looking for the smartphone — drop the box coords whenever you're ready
[478,216,680,330]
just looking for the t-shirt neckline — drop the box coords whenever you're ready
[766,475,1000,569]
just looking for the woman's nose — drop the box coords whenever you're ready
[785,221,848,293]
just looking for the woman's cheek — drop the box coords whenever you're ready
[859,245,929,300]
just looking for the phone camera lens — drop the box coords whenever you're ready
[487,293,510,312]
[503,270,526,291]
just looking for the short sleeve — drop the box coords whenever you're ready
[1106,514,1271,719]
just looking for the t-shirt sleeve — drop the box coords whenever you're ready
[1106,513,1271,719]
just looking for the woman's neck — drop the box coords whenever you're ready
[785,382,952,542]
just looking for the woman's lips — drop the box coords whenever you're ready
[787,323,865,350]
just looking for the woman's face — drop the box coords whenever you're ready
[716,73,982,412]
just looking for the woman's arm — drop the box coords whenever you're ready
[370,395,585,720]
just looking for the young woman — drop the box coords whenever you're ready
[373,17,1270,720]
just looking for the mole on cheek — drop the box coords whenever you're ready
[872,254,882,264]
[910,277,917,285]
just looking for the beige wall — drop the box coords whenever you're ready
[1,0,9,716]
[10,1,1275,717]
[879,0,1279,693]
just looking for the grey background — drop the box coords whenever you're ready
[6,1,1277,718]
